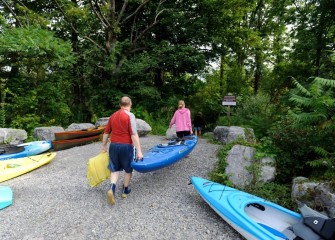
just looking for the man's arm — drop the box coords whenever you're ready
[102,133,109,152]
[131,134,143,160]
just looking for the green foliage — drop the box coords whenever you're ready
[248,182,296,210]
[217,92,281,139]
[290,77,335,130]
[131,104,169,136]
[0,104,5,127]
[0,26,75,130]
[11,114,40,136]
[288,0,335,79]
[129,86,161,111]
[0,27,75,68]
[268,76,335,182]
[226,63,251,95]
[268,115,315,182]
[289,76,335,148]
[188,71,226,131]
[307,147,335,180]
[131,105,151,121]
[0,80,7,127]
[146,116,169,136]
[254,137,278,160]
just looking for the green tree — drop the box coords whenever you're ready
[52,0,214,121]
[270,76,335,181]
[289,76,335,151]
[291,76,335,179]
[0,26,75,132]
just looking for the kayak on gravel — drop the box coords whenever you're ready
[191,176,335,240]
[0,186,13,210]
[52,134,101,151]
[0,141,52,161]
[54,126,105,141]
[0,152,56,183]
[0,144,25,155]
[131,135,198,173]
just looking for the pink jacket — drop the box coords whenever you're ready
[169,108,192,132]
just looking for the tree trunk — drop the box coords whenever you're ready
[254,48,262,94]
[154,68,164,95]
[219,55,224,98]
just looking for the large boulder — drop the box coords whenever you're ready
[95,117,152,137]
[95,117,109,127]
[33,126,64,141]
[166,124,177,140]
[136,119,151,137]
[225,145,276,188]
[225,145,255,188]
[292,177,335,218]
[259,157,276,183]
[0,128,27,144]
[66,123,95,131]
[213,126,256,144]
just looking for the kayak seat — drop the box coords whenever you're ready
[282,228,298,240]
[292,204,335,240]
[0,145,25,155]
[258,223,289,239]
[175,138,186,143]
[283,221,323,240]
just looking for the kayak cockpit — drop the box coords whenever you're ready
[245,203,335,240]
[282,204,335,240]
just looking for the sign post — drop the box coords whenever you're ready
[222,95,236,117]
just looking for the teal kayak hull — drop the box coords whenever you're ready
[191,177,301,240]
[0,141,52,160]
[0,186,13,209]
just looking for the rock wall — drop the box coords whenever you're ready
[0,128,27,144]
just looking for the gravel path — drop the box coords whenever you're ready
[0,135,243,240]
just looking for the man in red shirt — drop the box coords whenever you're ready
[102,96,143,205]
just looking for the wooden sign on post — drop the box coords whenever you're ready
[222,95,236,106]
[222,95,236,118]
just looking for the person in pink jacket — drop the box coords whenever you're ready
[169,100,193,139]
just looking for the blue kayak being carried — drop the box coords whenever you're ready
[131,135,198,173]
[0,141,52,160]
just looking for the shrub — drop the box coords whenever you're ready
[217,93,281,139]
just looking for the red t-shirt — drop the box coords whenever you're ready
[104,109,138,144]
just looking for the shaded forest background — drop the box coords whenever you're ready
[1,0,335,188]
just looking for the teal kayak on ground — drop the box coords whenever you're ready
[191,177,335,239]
[191,177,301,240]
[0,186,13,209]
[0,141,52,160]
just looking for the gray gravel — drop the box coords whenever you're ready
[0,135,243,240]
